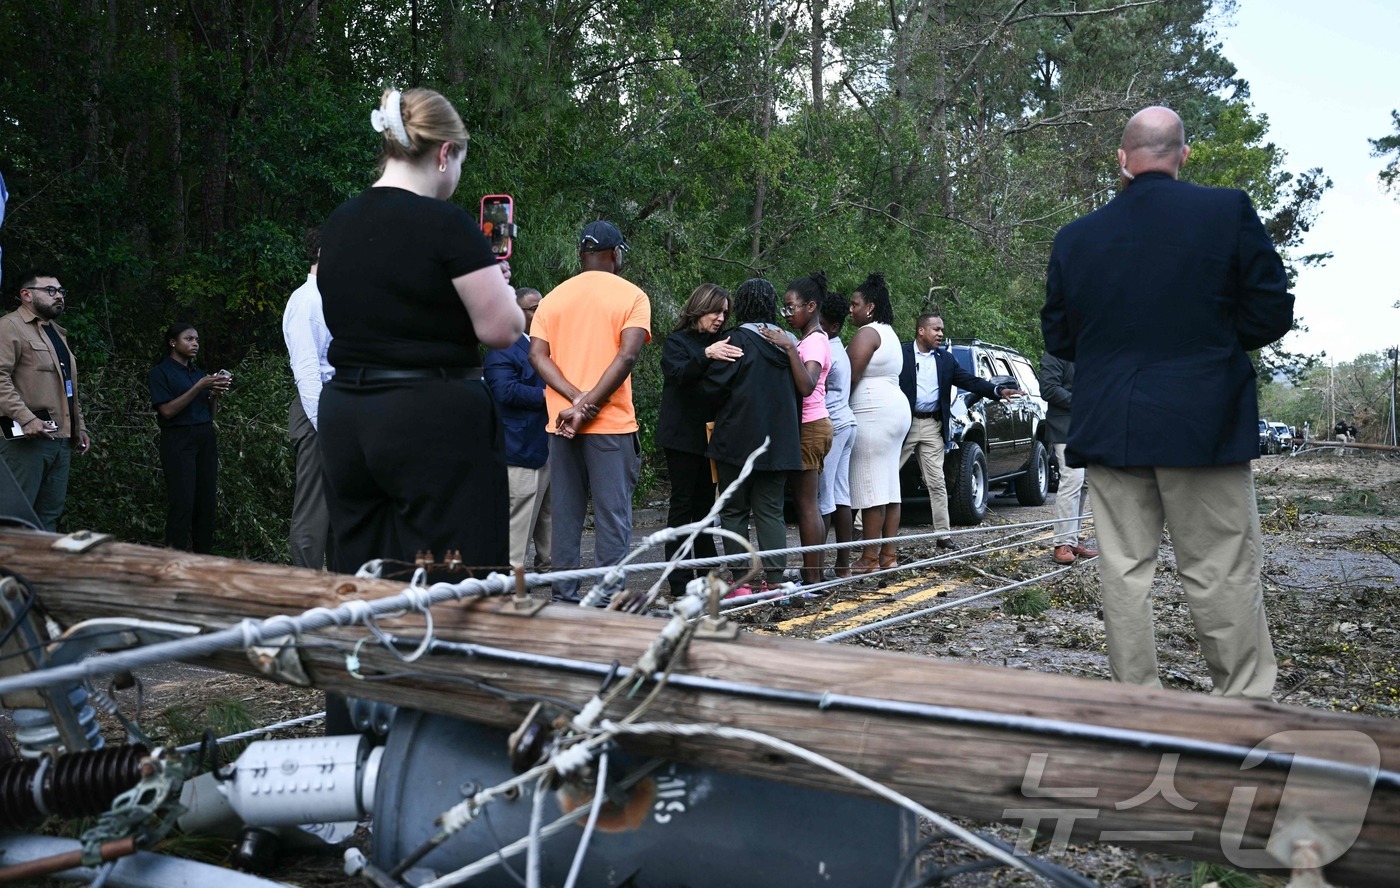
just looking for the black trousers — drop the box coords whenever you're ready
[159,423,218,553]
[318,375,508,577]
[663,448,719,593]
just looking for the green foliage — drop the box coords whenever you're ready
[1,0,1335,557]
[159,697,261,772]
[1004,585,1051,618]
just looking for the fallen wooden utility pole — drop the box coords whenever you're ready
[2,528,1398,886]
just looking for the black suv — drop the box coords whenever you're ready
[899,339,1051,525]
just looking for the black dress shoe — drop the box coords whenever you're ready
[935,538,959,551]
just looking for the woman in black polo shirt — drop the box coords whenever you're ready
[148,322,229,553]
[317,87,522,577]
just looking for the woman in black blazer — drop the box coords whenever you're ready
[656,284,742,595]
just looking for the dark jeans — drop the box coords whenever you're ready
[159,423,218,553]
[663,448,718,594]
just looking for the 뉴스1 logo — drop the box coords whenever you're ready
[1000,730,1380,868]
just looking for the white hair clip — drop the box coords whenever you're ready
[370,89,410,149]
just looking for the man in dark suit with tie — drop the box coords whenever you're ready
[484,287,551,571]
[898,313,1021,548]
[1041,106,1293,700]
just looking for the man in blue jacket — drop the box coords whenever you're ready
[484,287,551,571]
[897,313,1021,548]
[1041,106,1294,699]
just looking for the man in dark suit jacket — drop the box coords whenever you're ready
[1041,106,1293,700]
[484,287,551,570]
[897,313,1020,547]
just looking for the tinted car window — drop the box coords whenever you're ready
[952,346,973,375]
[1008,358,1040,397]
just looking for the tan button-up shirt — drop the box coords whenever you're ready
[0,303,86,439]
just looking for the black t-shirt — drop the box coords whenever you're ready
[40,324,76,429]
[319,187,498,369]
[148,357,214,428]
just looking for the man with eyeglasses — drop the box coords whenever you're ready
[0,274,92,530]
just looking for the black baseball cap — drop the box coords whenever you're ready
[579,220,628,253]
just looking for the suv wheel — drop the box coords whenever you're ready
[947,441,988,525]
[1015,440,1050,506]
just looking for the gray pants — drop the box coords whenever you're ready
[288,398,333,570]
[0,437,71,531]
[549,432,640,596]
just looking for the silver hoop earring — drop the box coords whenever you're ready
[438,163,447,173]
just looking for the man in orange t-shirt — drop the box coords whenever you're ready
[530,221,651,601]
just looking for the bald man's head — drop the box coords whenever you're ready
[1118,106,1188,180]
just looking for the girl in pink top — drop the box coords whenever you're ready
[762,272,835,584]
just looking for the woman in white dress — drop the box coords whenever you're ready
[846,273,911,573]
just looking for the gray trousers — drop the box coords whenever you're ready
[288,398,333,570]
[549,432,640,596]
[0,437,71,531]
[1089,462,1276,699]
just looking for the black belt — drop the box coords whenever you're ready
[337,367,483,384]
[913,410,940,420]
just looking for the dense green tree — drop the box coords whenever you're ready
[0,0,1332,555]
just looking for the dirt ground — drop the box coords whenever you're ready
[16,449,1399,887]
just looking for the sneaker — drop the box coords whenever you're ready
[782,568,802,581]
[723,581,770,601]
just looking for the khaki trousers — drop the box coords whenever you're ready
[507,462,552,570]
[1051,443,1089,546]
[899,415,949,533]
[1089,462,1276,699]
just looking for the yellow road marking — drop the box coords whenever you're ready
[761,575,960,635]
[752,530,1062,636]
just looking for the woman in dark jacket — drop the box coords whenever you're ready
[703,278,803,589]
[655,284,741,594]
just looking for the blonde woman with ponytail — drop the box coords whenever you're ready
[316,87,523,582]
